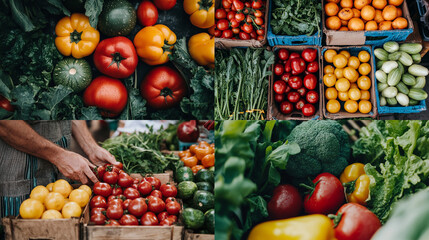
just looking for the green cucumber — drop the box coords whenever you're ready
[382,61,398,74]
[408,64,429,77]
[396,82,409,95]
[398,52,413,66]
[396,93,409,106]
[397,62,405,75]
[386,97,398,106]
[399,43,423,55]
[383,42,399,53]
[378,83,389,92]
[380,96,387,106]
[387,68,401,86]
[382,86,398,98]
[409,99,420,105]
[413,76,426,89]
[376,60,386,70]
[376,70,387,83]
[408,88,428,101]
[412,53,422,63]
[388,52,402,61]
[374,48,389,61]
[402,73,416,86]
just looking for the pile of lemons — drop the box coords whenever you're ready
[19,179,91,219]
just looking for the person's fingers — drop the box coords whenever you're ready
[103,150,117,164]
[77,171,89,185]
[84,165,99,183]
[86,159,96,169]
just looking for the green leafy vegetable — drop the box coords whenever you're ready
[84,0,104,28]
[271,0,321,36]
[215,48,274,120]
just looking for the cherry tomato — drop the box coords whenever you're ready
[216,9,227,19]
[288,76,303,90]
[91,207,106,216]
[214,29,222,37]
[235,12,245,22]
[284,59,292,72]
[232,0,244,11]
[128,198,147,217]
[290,52,300,59]
[158,211,169,222]
[222,0,232,8]
[93,182,112,197]
[148,196,165,214]
[303,74,317,90]
[302,103,316,116]
[306,91,319,104]
[241,23,253,33]
[93,166,105,181]
[281,72,291,83]
[304,173,345,214]
[252,0,263,9]
[160,183,177,198]
[254,10,263,17]
[231,28,239,34]
[137,1,158,27]
[103,171,118,185]
[90,195,108,209]
[274,63,284,76]
[273,80,287,95]
[268,184,302,220]
[105,219,120,226]
[217,19,229,31]
[297,87,307,97]
[124,187,141,200]
[254,17,264,25]
[91,213,106,225]
[256,29,265,36]
[257,35,264,41]
[117,172,133,188]
[250,31,257,39]
[291,58,306,75]
[278,49,289,61]
[230,19,240,28]
[221,30,233,38]
[166,200,181,215]
[227,11,235,20]
[280,101,293,114]
[239,31,250,40]
[143,177,161,190]
[119,214,139,225]
[0,95,14,112]
[141,212,159,226]
[274,94,284,103]
[295,99,306,111]
[307,61,319,73]
[287,92,300,103]
[106,204,124,220]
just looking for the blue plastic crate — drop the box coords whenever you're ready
[320,46,378,119]
[417,0,426,16]
[266,0,322,46]
[371,44,427,114]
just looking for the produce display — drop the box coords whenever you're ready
[374,42,428,106]
[323,48,373,114]
[176,143,215,234]
[215,48,274,120]
[0,0,214,120]
[89,163,181,226]
[215,120,429,240]
[273,48,320,117]
[215,0,266,40]
[20,180,90,219]
[324,0,408,31]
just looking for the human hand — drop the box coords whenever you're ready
[87,145,118,167]
[55,150,99,184]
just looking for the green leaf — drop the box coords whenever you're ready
[39,85,73,112]
[85,0,104,28]
[79,107,102,120]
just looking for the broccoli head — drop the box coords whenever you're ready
[285,120,351,179]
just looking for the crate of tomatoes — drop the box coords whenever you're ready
[267,46,323,120]
[1,180,90,240]
[214,0,269,47]
[321,46,378,118]
[322,0,413,45]
[83,163,183,240]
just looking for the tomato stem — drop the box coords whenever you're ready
[300,180,320,198]
[328,212,343,228]
[199,0,213,11]
[70,30,83,44]
[108,52,127,70]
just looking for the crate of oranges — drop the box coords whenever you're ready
[1,180,90,240]
[322,0,413,45]
[321,46,378,119]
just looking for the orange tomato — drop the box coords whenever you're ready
[336,78,351,92]
[333,54,348,68]
[374,10,384,23]
[397,7,402,16]
[191,165,205,174]
[339,8,354,20]
[41,210,63,219]
[324,49,337,62]
[178,150,192,158]
[78,185,92,196]
[68,189,89,207]
[339,50,351,58]
[361,5,375,20]
[348,18,365,31]
[392,17,408,29]
[52,179,72,198]
[339,26,349,31]
[338,91,350,101]
[323,73,337,87]
[348,88,362,100]
[388,0,403,6]
[357,76,371,90]
[189,144,197,154]
[195,147,213,160]
[348,56,361,69]
[326,16,342,30]
[350,83,359,89]
[30,186,49,203]
[352,8,361,17]
[326,99,341,113]
[365,21,378,30]
[358,50,371,62]
[46,183,54,192]
[324,65,335,74]
[359,100,372,113]
[372,0,387,9]
[328,0,341,3]
[382,5,397,21]
[343,67,359,82]
[360,90,371,100]
[379,20,392,30]
[325,2,340,16]
[62,202,81,219]
[358,63,371,75]
[201,153,215,168]
[199,141,210,148]
[334,68,344,78]
[341,0,353,8]
[326,87,338,100]
[341,19,349,26]
[344,100,359,113]
[44,192,65,211]
[182,156,198,167]
[354,0,370,9]
[20,199,44,219]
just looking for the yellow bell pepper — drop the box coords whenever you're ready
[55,13,100,59]
[183,0,214,29]
[248,215,336,240]
[133,24,177,66]
[340,163,370,205]
[188,33,214,68]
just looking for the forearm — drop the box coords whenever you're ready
[72,121,98,156]
[0,120,66,164]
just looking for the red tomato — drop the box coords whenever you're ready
[268,184,302,220]
[280,101,293,114]
[113,162,123,170]
[93,37,138,79]
[290,52,300,59]
[307,61,319,73]
[90,195,108,209]
[288,76,303,90]
[93,166,105,181]
[103,171,118,185]
[227,11,235,20]
[304,173,345,214]
[221,30,233,38]
[153,0,176,10]
[235,12,245,22]
[137,0,158,26]
[0,95,13,112]
[284,59,292,73]
[118,172,133,188]
[128,198,147,217]
[295,99,306,111]
[90,213,106,225]
[278,49,289,61]
[164,197,177,204]
[256,28,265,36]
[106,204,124,220]
[148,196,165,213]
[332,203,381,240]
[222,0,232,8]
[105,219,120,226]
[160,218,175,226]
[150,190,163,199]
[157,211,169,222]
[119,214,139,225]
[304,74,317,90]
[216,9,227,19]
[274,94,284,103]
[140,66,187,109]
[168,215,177,222]
[239,32,250,40]
[91,207,106,216]
[273,80,287,94]
[108,199,123,209]
[83,76,128,118]
[138,181,153,196]
[254,17,264,25]
[122,199,132,209]
[241,23,253,33]
[281,73,291,83]
[302,103,315,116]
[232,0,244,10]
[301,48,317,62]
[112,187,123,196]
[166,200,181,215]
[124,187,140,200]
[287,92,300,103]
[93,182,112,197]
[252,0,263,9]
[217,19,229,31]
[274,63,284,76]
[143,177,161,190]
[306,91,319,104]
[141,212,159,226]
[160,184,177,198]
[254,9,263,17]
[297,87,307,97]
[230,19,240,28]
[291,58,306,75]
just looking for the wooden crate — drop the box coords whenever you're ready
[184,230,214,240]
[130,172,174,185]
